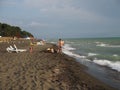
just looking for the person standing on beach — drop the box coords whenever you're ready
[29,41,34,53]
[57,38,64,53]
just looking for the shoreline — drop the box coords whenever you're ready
[0,41,117,90]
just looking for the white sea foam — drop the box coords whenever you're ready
[63,43,120,72]
[93,59,120,72]
[96,43,120,48]
[50,42,56,44]
[107,45,120,48]
[113,54,118,57]
[65,40,74,44]
[96,43,109,47]
[95,42,101,44]
[63,44,86,59]
[63,44,76,50]
[88,53,98,56]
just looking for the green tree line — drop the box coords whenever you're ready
[0,22,33,38]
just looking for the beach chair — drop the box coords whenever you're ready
[6,46,18,53]
[6,47,12,53]
[6,44,27,53]
[10,45,15,50]
[13,44,27,52]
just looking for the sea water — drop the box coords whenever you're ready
[48,37,120,89]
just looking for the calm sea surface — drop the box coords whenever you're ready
[48,37,120,90]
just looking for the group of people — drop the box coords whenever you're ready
[29,38,64,54]
[46,38,64,54]
[29,39,46,53]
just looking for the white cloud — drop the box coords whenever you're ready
[1,0,120,38]
[41,7,106,23]
[23,0,71,8]
[1,0,109,27]
[29,22,48,27]
[0,0,19,6]
[28,21,61,28]
[23,0,106,23]
[23,0,57,8]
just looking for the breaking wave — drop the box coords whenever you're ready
[93,59,120,72]
[63,44,120,72]
[88,53,98,56]
[63,44,86,59]
[96,42,120,48]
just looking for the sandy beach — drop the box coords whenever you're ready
[0,40,117,90]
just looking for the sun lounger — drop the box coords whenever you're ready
[6,44,27,53]
[13,44,27,52]
[6,47,12,53]
[6,46,18,53]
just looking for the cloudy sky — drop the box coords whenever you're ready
[0,0,120,38]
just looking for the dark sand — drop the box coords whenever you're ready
[0,40,117,90]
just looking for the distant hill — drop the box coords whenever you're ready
[0,22,33,38]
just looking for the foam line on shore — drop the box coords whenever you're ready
[63,44,120,72]
[63,44,86,59]
[93,59,120,72]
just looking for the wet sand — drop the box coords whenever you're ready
[0,40,117,90]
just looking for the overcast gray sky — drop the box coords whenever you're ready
[0,0,120,38]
